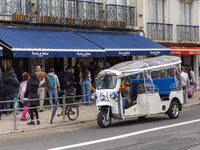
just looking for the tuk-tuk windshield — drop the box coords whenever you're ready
[97,75,117,90]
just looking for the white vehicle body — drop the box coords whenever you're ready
[94,56,183,128]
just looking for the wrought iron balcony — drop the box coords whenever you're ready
[0,0,20,15]
[64,0,103,20]
[177,25,199,43]
[147,23,173,42]
[106,4,137,27]
[0,0,103,21]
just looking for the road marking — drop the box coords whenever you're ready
[47,119,200,150]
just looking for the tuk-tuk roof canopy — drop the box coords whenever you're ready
[100,56,181,76]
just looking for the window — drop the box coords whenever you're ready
[180,2,191,25]
[97,75,117,90]
[151,0,164,23]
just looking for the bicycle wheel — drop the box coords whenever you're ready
[50,106,57,124]
[67,105,79,121]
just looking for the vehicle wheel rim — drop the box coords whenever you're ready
[172,104,179,117]
[102,113,110,126]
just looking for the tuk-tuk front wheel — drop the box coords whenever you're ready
[167,101,179,119]
[97,110,111,128]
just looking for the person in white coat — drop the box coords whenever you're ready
[181,67,190,103]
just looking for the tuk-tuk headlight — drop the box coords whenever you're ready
[100,93,106,100]
[110,92,117,100]
[91,93,97,101]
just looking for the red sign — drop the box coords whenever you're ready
[166,46,200,55]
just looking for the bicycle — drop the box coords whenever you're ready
[50,103,79,124]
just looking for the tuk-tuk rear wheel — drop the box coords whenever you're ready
[97,110,111,128]
[167,101,179,119]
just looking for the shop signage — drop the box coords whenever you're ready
[171,50,200,55]
[32,51,49,57]
[76,52,92,57]
[150,51,161,55]
[118,51,131,56]
[12,13,127,28]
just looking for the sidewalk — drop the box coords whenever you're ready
[184,90,200,107]
[0,91,200,134]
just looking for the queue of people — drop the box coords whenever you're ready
[0,63,102,124]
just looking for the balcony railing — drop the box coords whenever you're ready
[177,25,199,42]
[106,4,137,27]
[147,23,173,42]
[0,0,103,20]
[64,0,103,20]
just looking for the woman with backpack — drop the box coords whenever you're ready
[80,66,91,105]
[24,73,41,125]
[48,68,60,107]
[18,73,30,121]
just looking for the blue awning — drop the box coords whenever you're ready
[0,46,2,56]
[75,32,171,56]
[0,28,104,58]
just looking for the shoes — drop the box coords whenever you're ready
[21,119,27,121]
[27,121,35,125]
[57,107,62,110]
[37,120,40,125]
[39,110,44,112]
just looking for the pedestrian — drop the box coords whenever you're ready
[47,68,60,107]
[40,65,45,72]
[35,66,50,112]
[94,66,102,87]
[8,66,17,79]
[0,68,5,120]
[188,67,196,85]
[181,67,190,104]
[89,62,95,87]
[18,73,30,121]
[80,66,91,105]
[24,73,40,125]
[64,67,76,103]
[74,62,82,101]
[4,71,20,116]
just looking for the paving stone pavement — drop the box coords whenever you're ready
[0,90,200,135]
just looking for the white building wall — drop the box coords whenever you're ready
[143,0,200,85]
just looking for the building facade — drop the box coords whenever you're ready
[143,0,200,85]
[0,0,142,75]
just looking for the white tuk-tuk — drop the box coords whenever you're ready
[92,56,184,128]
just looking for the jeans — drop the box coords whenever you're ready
[81,80,91,103]
[5,92,17,115]
[48,88,59,106]
[183,86,188,103]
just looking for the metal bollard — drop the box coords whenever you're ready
[14,98,17,130]
[62,93,66,122]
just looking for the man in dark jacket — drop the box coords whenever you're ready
[64,67,76,103]
[5,71,20,116]
[0,68,5,120]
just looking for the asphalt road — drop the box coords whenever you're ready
[1,105,200,150]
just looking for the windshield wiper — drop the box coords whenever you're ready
[98,75,109,86]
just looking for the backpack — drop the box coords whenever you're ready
[48,76,55,89]
[64,72,70,89]
[20,81,27,99]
